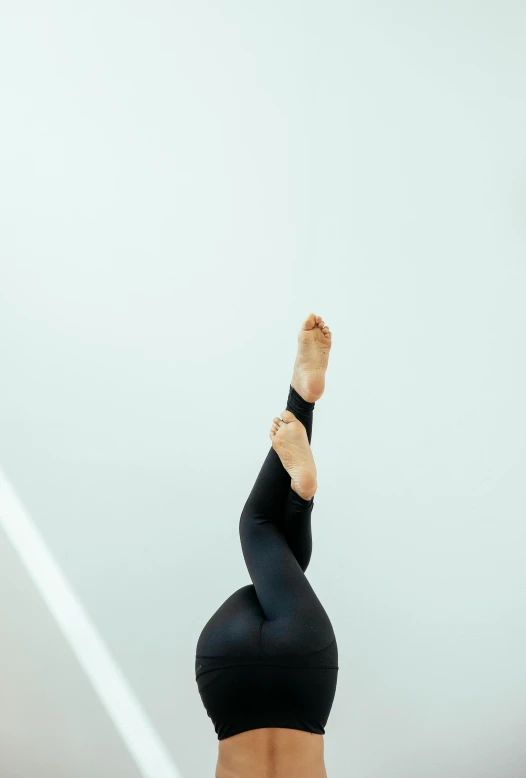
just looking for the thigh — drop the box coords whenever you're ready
[240,509,333,643]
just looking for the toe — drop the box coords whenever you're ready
[303,313,317,330]
[281,410,297,424]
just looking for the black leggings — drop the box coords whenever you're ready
[196,384,335,652]
[195,386,338,739]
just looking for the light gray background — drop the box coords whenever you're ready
[1,2,526,777]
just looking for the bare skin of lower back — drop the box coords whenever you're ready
[216,728,328,778]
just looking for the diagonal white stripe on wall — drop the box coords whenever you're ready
[0,467,183,778]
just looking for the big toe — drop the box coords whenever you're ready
[302,313,317,331]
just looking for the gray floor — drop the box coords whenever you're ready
[0,528,142,778]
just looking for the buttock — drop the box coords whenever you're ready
[196,585,264,659]
[195,584,336,667]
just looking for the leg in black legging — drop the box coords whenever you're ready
[277,386,315,572]
[239,386,334,653]
[280,489,313,573]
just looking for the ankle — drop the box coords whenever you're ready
[288,384,316,411]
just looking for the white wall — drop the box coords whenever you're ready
[1,2,525,777]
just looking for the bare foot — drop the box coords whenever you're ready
[290,313,332,403]
[269,410,317,500]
